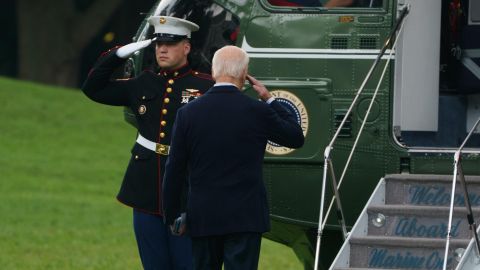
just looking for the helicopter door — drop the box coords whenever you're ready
[394,0,480,148]
[461,0,480,135]
[393,0,441,134]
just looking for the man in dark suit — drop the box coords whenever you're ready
[82,16,214,270]
[162,45,305,270]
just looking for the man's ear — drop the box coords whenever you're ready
[184,41,191,55]
[242,68,248,80]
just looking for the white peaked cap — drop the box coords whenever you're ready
[148,16,199,40]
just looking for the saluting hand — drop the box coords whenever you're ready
[247,74,272,102]
[116,39,154,59]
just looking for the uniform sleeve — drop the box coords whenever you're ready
[265,100,305,148]
[81,48,134,106]
[163,108,189,225]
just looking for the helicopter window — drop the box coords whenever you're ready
[140,0,239,74]
[267,0,382,8]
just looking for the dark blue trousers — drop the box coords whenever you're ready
[191,232,262,270]
[133,209,193,270]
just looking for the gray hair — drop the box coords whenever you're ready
[211,46,249,79]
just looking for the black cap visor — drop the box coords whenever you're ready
[153,33,188,43]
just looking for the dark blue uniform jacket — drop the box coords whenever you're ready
[82,48,214,214]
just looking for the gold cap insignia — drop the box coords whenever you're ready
[159,17,166,24]
[138,105,147,115]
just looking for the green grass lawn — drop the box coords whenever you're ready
[0,77,302,269]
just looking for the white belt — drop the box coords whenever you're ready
[136,134,170,155]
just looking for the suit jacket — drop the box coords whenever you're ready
[82,48,214,214]
[163,85,304,237]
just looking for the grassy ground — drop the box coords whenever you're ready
[0,77,302,269]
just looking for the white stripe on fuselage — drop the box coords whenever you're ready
[241,36,394,60]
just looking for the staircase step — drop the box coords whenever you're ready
[348,236,470,269]
[385,174,480,206]
[350,236,469,247]
[367,205,480,239]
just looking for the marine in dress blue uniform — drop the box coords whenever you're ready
[82,16,214,270]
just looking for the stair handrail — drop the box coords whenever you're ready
[444,116,480,270]
[313,6,410,270]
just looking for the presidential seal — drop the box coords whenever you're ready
[266,90,308,155]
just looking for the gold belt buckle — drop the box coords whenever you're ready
[155,143,170,155]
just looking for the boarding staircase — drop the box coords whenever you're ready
[314,4,480,269]
[329,174,480,270]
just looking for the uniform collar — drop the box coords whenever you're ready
[214,82,237,87]
[159,63,191,78]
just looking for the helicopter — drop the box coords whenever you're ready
[121,0,480,269]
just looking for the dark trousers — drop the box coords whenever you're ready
[191,232,262,270]
[133,209,193,270]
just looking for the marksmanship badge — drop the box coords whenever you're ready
[181,89,202,104]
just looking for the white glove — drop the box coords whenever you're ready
[116,39,153,59]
